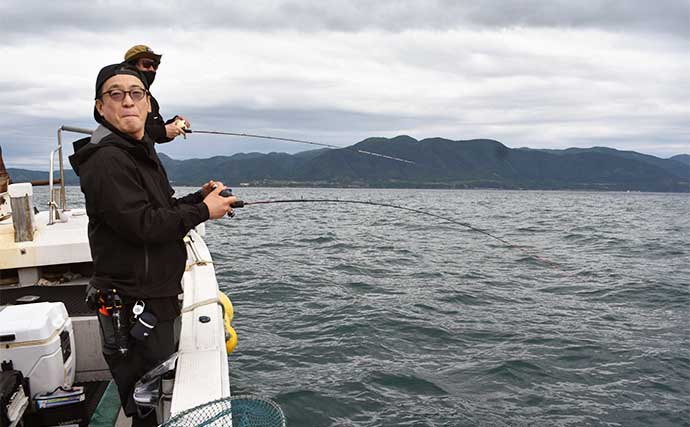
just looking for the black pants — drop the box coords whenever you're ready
[98,311,180,427]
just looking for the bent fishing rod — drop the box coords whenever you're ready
[182,127,416,165]
[219,189,560,268]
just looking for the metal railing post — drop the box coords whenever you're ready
[48,126,94,225]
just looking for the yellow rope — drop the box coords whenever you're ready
[180,297,221,314]
[185,260,214,271]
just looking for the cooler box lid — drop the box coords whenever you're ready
[0,302,68,343]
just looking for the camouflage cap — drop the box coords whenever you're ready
[124,45,162,63]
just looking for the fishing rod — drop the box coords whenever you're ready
[220,189,560,268]
[182,128,416,164]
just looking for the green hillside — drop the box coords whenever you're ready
[6,137,688,192]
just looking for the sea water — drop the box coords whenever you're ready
[60,187,690,426]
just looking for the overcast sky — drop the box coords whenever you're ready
[1,0,688,169]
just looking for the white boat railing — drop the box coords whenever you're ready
[49,126,93,225]
[171,229,231,415]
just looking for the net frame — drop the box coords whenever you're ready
[161,395,286,427]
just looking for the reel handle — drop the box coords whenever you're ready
[174,119,188,139]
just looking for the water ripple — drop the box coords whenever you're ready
[56,187,690,425]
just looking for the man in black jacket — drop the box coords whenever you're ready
[124,44,189,143]
[69,63,236,426]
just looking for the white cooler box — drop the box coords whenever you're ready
[0,302,76,397]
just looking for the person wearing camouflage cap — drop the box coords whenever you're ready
[124,44,190,143]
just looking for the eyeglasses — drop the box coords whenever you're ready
[101,87,148,102]
[139,59,159,70]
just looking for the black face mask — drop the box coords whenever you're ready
[142,70,156,86]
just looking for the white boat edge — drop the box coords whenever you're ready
[175,226,231,413]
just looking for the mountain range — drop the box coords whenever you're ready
[7,136,689,192]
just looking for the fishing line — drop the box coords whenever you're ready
[184,129,416,164]
[236,198,561,268]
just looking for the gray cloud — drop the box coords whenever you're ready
[1,116,81,170]
[1,2,687,169]
[1,0,687,38]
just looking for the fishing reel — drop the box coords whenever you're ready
[174,119,188,139]
[217,187,245,218]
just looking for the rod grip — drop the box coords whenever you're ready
[219,188,244,208]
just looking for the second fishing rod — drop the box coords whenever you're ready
[175,122,416,165]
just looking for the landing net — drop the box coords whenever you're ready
[161,395,286,427]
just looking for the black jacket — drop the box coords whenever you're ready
[147,95,176,144]
[69,124,209,300]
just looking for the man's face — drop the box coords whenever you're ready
[95,75,150,140]
[135,57,159,72]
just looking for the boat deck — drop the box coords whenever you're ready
[1,197,231,425]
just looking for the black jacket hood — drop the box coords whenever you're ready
[69,124,153,176]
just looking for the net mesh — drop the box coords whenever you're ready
[161,395,285,427]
